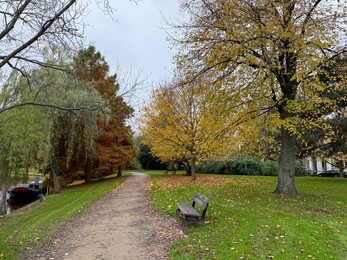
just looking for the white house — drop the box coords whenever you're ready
[302,156,347,176]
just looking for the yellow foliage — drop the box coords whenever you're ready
[171,0,347,161]
[139,77,235,164]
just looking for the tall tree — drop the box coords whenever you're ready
[74,46,135,180]
[174,0,347,194]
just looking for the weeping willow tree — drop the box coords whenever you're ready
[25,67,110,193]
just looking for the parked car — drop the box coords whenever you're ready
[317,170,340,178]
[7,180,47,210]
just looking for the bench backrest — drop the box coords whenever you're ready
[192,192,210,211]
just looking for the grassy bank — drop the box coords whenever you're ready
[145,171,347,259]
[0,176,126,260]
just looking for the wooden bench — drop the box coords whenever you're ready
[176,192,210,228]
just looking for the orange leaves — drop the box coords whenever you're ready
[154,174,255,189]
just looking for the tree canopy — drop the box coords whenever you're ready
[140,77,233,180]
[73,46,136,180]
[171,0,347,194]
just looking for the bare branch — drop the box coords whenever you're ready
[0,101,107,115]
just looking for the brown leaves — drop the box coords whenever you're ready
[154,175,256,188]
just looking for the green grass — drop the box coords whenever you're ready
[1,170,346,260]
[0,175,126,260]
[142,171,347,260]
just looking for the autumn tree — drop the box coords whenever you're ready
[232,113,281,161]
[174,0,347,194]
[140,77,232,180]
[73,46,135,180]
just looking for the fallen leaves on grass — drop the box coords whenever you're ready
[155,175,257,188]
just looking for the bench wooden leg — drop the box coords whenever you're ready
[176,208,181,218]
[197,219,206,225]
[182,218,189,229]
[181,216,202,229]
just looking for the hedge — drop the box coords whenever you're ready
[196,156,308,176]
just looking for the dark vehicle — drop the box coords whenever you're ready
[318,170,340,178]
[7,180,47,210]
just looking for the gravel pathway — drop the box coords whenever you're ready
[22,172,184,260]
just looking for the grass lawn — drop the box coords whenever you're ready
[143,170,347,260]
[0,175,126,260]
[1,170,346,260]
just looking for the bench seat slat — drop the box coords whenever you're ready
[177,202,201,217]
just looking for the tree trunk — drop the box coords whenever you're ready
[50,154,61,193]
[185,161,192,176]
[117,165,122,177]
[0,186,6,215]
[336,161,345,178]
[191,156,196,181]
[23,166,29,184]
[84,157,92,183]
[274,127,298,195]
[0,155,11,215]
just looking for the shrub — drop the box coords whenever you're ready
[295,162,309,176]
[261,160,279,176]
[232,156,263,175]
[197,156,307,176]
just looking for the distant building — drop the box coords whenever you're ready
[302,157,347,176]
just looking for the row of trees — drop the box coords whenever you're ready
[140,0,347,195]
[0,45,135,193]
[0,1,136,214]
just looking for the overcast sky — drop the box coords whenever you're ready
[83,1,181,118]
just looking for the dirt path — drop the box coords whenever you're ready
[23,172,184,260]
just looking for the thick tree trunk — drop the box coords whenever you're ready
[117,165,122,177]
[274,127,298,195]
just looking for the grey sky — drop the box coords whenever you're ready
[83,1,180,128]
[84,1,180,88]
